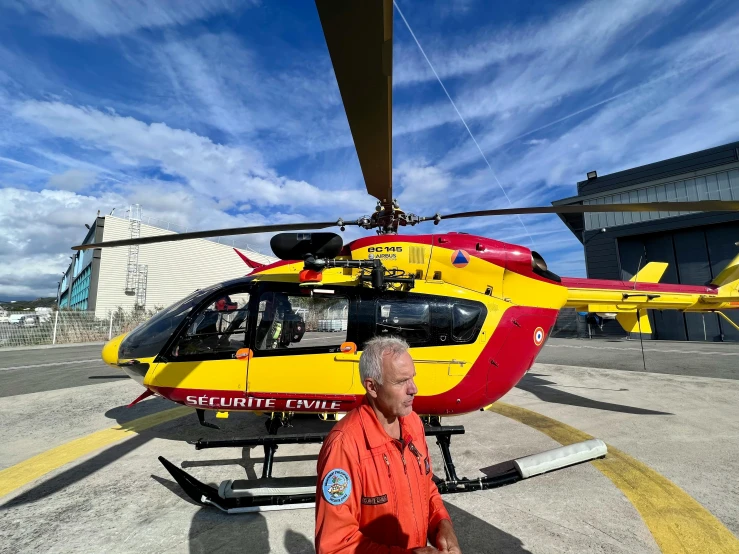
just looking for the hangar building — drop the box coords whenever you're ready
[57,206,276,319]
[553,141,739,342]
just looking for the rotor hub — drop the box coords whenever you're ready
[354,199,430,234]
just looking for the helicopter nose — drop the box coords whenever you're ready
[102,333,126,368]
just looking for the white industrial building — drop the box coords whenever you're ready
[57,206,276,318]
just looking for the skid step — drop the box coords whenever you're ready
[220,476,317,499]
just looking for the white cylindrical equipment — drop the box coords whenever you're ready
[514,439,607,479]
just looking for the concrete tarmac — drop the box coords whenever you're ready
[539,337,739,380]
[1,341,739,553]
[0,344,120,398]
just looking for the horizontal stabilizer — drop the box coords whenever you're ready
[616,310,652,334]
[630,262,668,283]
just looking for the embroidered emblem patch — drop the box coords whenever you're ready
[533,327,545,346]
[322,469,352,506]
[451,249,470,268]
[361,494,388,505]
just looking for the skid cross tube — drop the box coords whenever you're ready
[191,432,330,450]
[191,432,330,479]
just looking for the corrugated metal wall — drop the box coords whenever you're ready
[94,216,276,318]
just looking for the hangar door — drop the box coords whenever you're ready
[617,222,739,342]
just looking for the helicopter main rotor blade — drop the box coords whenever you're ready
[316,0,393,205]
[429,200,739,221]
[72,221,349,251]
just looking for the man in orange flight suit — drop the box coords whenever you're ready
[315,336,462,554]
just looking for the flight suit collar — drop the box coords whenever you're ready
[358,396,414,449]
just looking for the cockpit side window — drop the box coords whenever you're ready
[119,283,223,360]
[254,290,348,353]
[170,291,250,360]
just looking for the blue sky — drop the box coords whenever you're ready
[1,0,739,299]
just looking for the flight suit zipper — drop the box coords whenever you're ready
[382,452,400,545]
[408,442,423,474]
[397,441,421,546]
[408,441,429,524]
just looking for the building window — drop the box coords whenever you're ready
[172,292,250,359]
[255,291,346,352]
[70,266,92,310]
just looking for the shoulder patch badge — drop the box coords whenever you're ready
[322,468,352,506]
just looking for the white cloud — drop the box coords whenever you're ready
[3,0,739,295]
[141,31,351,160]
[2,0,253,38]
[394,0,684,87]
[394,159,452,210]
[47,169,97,191]
[0,182,339,298]
[13,100,367,213]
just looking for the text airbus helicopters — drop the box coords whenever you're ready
[74,1,739,512]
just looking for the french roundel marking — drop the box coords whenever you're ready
[533,327,544,346]
[451,250,470,268]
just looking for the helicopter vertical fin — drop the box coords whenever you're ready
[629,262,668,283]
[711,252,739,292]
[615,310,652,334]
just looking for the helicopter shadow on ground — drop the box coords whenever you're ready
[515,373,672,415]
[0,398,297,510]
[185,500,529,554]
[446,502,531,554]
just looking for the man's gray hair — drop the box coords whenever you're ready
[359,336,409,386]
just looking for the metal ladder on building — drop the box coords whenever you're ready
[124,204,147,308]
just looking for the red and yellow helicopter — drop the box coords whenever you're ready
[74,0,739,511]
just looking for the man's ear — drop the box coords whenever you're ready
[364,378,379,398]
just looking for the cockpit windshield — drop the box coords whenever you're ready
[119,283,224,360]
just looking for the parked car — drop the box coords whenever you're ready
[8,314,25,325]
[9,314,39,327]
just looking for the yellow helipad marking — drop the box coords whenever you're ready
[487,402,739,553]
[0,407,191,499]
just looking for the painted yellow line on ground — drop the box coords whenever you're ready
[0,407,192,499]
[487,402,739,554]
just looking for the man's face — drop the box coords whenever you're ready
[371,351,419,418]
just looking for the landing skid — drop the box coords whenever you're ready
[160,422,607,513]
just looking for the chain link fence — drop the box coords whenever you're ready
[0,308,159,348]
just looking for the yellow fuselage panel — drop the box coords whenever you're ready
[146,360,245,391]
[427,245,505,297]
[351,241,432,277]
[502,270,567,310]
